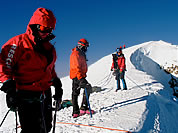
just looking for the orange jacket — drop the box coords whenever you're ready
[0,8,57,91]
[70,47,87,80]
[111,54,126,72]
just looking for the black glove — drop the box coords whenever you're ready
[0,80,17,111]
[52,77,63,101]
[53,100,61,111]
[0,79,16,93]
[112,71,116,76]
[6,92,17,111]
[79,78,88,88]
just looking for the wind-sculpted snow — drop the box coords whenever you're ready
[130,45,178,133]
[130,47,169,87]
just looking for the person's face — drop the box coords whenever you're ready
[38,31,49,39]
[117,51,122,55]
[37,25,53,39]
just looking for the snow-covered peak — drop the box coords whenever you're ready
[155,40,173,45]
[0,40,178,133]
[137,41,177,76]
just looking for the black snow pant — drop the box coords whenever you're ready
[17,89,52,133]
[72,78,92,114]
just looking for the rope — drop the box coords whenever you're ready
[95,72,112,85]
[100,73,113,88]
[17,123,132,133]
[95,72,113,88]
[125,75,153,94]
[56,122,132,133]
[126,75,145,91]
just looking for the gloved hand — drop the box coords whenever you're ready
[0,79,16,93]
[6,92,17,111]
[53,100,61,111]
[0,80,17,111]
[52,77,63,101]
[79,78,88,88]
[112,71,116,76]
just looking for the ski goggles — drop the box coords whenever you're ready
[78,41,89,47]
[37,25,53,33]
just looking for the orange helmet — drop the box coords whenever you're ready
[78,38,89,47]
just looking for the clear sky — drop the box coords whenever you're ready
[0,0,178,77]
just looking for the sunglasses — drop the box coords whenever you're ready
[37,25,53,33]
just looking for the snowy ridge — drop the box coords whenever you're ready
[0,40,178,133]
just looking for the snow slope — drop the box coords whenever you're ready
[0,40,178,133]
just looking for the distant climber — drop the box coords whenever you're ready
[111,47,127,91]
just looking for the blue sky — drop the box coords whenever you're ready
[0,0,178,77]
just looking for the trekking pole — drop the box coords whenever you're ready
[0,108,11,127]
[15,109,18,133]
[84,88,92,118]
[52,100,61,133]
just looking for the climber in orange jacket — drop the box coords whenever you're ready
[70,38,94,118]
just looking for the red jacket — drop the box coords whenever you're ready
[70,47,87,80]
[111,54,126,72]
[0,8,57,91]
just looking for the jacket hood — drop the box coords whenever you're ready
[28,7,56,29]
[26,7,56,43]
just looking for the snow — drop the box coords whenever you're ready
[0,40,178,133]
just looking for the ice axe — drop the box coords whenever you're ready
[52,99,61,133]
[84,88,92,118]
[0,109,10,127]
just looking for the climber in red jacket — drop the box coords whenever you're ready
[111,47,127,91]
[0,7,63,132]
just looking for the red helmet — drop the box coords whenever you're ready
[78,38,89,47]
